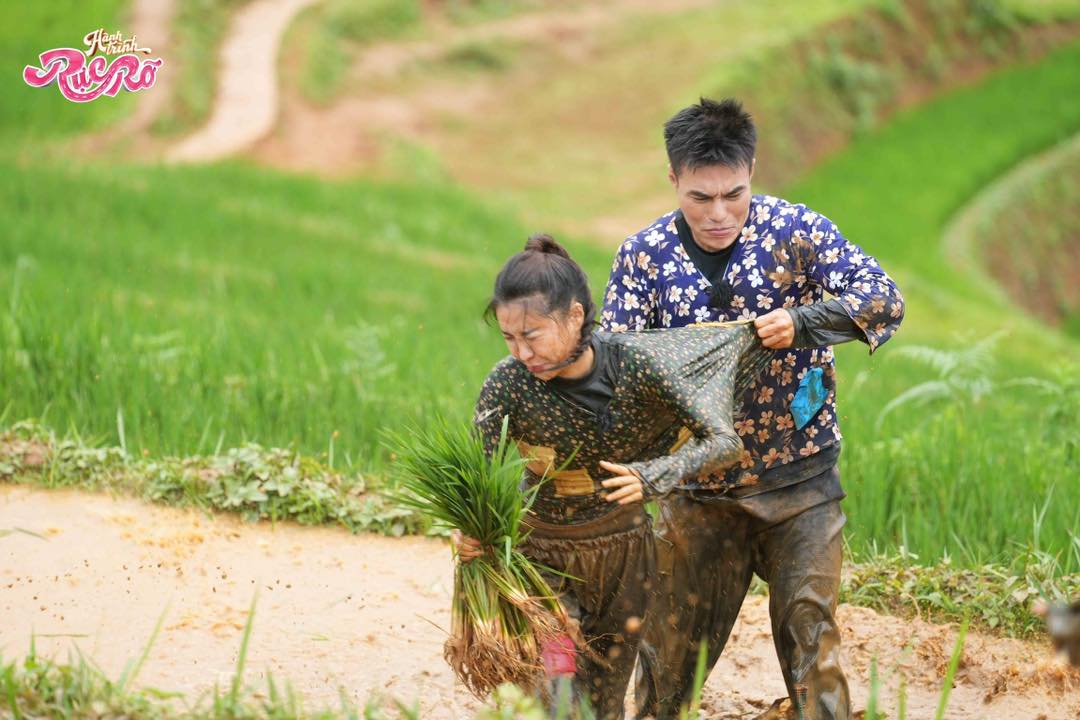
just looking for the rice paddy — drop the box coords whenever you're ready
[5,42,1079,575]
[2,1,1080,715]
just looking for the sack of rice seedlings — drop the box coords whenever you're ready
[387,417,580,698]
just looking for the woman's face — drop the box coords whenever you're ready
[495,298,584,381]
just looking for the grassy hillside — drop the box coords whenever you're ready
[977,139,1080,335]
[274,0,1080,242]
[788,40,1080,569]
[275,0,875,231]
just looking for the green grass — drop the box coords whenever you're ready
[440,0,550,26]
[4,1,1079,714]
[0,421,421,536]
[789,40,1080,293]
[295,0,422,104]
[977,139,1080,333]
[1,151,592,465]
[318,0,421,45]
[708,0,1070,194]
[440,39,519,73]
[292,6,350,106]
[841,546,1079,638]
[783,39,1080,571]
[1003,0,1080,22]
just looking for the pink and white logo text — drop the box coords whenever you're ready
[23,29,163,103]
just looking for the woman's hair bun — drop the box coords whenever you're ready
[524,233,570,258]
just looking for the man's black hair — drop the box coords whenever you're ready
[664,97,757,176]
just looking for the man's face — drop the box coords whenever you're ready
[669,161,754,252]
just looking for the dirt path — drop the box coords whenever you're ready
[120,0,178,135]
[167,0,318,163]
[2,486,1077,718]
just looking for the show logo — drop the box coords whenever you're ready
[23,28,163,103]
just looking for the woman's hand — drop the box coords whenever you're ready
[599,461,645,505]
[450,529,484,562]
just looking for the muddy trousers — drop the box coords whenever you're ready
[521,506,656,720]
[636,488,849,720]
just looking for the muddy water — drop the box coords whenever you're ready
[2,486,1077,718]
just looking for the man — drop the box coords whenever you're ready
[600,98,905,720]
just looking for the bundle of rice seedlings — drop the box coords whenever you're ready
[387,417,578,698]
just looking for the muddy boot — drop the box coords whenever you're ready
[751,697,883,720]
[751,697,797,720]
[754,499,850,720]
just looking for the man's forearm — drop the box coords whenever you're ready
[788,299,867,349]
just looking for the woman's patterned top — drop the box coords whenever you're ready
[473,324,770,525]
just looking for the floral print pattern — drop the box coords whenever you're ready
[600,195,905,488]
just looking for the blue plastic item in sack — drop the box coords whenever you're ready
[791,367,827,430]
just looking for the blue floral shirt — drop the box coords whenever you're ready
[600,194,905,489]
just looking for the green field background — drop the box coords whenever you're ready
[3,2,1078,574]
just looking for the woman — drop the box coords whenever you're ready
[456,234,770,718]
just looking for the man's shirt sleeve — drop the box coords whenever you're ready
[789,298,865,348]
[600,239,655,332]
[797,211,905,353]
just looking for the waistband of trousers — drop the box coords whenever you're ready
[522,503,649,540]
